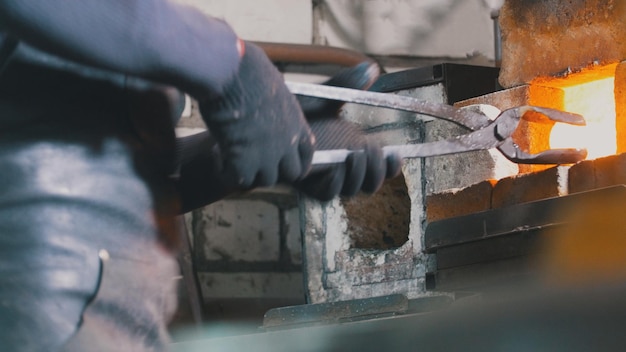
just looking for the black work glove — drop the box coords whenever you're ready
[294,62,403,201]
[175,130,241,213]
[198,41,314,189]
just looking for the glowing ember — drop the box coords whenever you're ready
[530,63,619,160]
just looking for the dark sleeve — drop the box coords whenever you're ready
[0,0,241,98]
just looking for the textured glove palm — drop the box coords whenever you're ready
[295,62,403,201]
[198,42,314,188]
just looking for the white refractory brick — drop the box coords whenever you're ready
[403,158,426,254]
[325,244,418,288]
[301,198,329,304]
[326,279,425,303]
[556,165,569,197]
[194,199,280,262]
[322,198,352,273]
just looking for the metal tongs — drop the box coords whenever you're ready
[286,82,588,165]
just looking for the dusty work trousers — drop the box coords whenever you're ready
[0,116,180,351]
[0,125,177,351]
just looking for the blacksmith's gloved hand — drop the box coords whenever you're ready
[198,41,314,188]
[294,62,403,201]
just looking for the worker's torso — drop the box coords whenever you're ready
[0,33,183,174]
[0,34,183,250]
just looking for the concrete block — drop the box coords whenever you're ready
[492,166,568,208]
[425,180,494,223]
[300,198,330,304]
[327,244,418,286]
[325,278,425,302]
[193,199,280,262]
[285,207,303,265]
[342,176,411,250]
[301,158,431,304]
[498,0,626,88]
[425,148,498,195]
[197,272,304,299]
[301,82,468,304]
[325,261,417,288]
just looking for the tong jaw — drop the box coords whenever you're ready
[493,106,587,164]
[311,105,588,166]
[289,82,588,165]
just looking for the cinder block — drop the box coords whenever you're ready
[492,166,568,209]
[193,199,281,262]
[342,176,411,250]
[498,0,626,88]
[325,278,425,303]
[326,245,418,287]
[285,207,303,265]
[325,261,416,288]
[197,272,304,299]
[567,159,595,194]
[425,180,494,223]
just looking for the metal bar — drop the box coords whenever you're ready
[311,122,501,165]
[286,81,490,130]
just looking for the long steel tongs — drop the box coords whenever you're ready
[286,82,588,165]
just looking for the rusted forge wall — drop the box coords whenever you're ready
[499,0,626,88]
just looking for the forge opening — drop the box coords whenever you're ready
[341,174,411,250]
